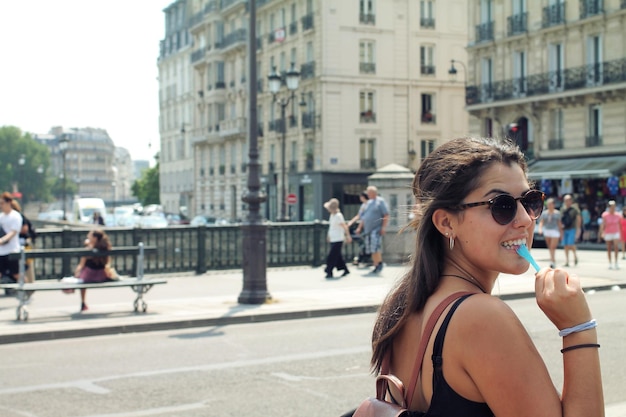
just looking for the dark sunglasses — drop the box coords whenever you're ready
[452,190,545,225]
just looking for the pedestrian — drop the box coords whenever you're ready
[560,194,580,266]
[92,211,105,225]
[73,229,112,312]
[364,137,602,416]
[599,200,621,269]
[355,186,389,274]
[347,191,371,266]
[323,198,352,279]
[620,206,626,260]
[10,199,37,284]
[580,204,591,242]
[0,192,23,285]
[537,197,562,268]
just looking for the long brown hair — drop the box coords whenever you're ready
[89,229,112,266]
[370,137,529,372]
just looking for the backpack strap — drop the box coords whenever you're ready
[404,292,473,407]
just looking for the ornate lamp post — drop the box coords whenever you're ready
[239,0,271,304]
[59,136,69,221]
[268,62,300,222]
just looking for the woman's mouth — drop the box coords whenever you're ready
[502,238,526,250]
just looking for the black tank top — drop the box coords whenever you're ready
[408,294,494,417]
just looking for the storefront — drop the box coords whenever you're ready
[528,155,626,240]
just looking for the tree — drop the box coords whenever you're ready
[0,126,52,204]
[131,158,160,206]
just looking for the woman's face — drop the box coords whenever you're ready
[448,162,535,278]
[86,232,98,246]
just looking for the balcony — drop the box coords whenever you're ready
[359,13,375,25]
[420,17,435,28]
[221,28,247,52]
[221,0,246,13]
[289,161,298,172]
[548,138,564,150]
[420,65,436,75]
[302,13,314,31]
[268,162,276,172]
[305,157,314,171]
[269,118,285,133]
[191,48,206,63]
[464,58,626,106]
[360,159,376,170]
[580,0,603,19]
[542,2,566,28]
[219,117,247,137]
[507,12,528,36]
[301,61,315,80]
[289,115,297,128]
[360,62,376,74]
[360,111,376,123]
[289,21,298,35]
[586,135,602,147]
[475,21,494,43]
[215,81,226,89]
[302,112,315,129]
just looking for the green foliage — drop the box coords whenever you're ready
[0,126,52,204]
[131,158,160,206]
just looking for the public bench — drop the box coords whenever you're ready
[0,243,167,321]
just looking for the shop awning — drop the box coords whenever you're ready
[528,155,626,180]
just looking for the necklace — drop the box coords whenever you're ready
[441,274,487,294]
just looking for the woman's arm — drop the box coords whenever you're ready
[74,257,87,277]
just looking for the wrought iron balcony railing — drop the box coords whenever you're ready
[360,159,376,170]
[360,111,376,123]
[359,13,375,25]
[301,61,315,79]
[360,62,376,74]
[420,65,436,75]
[580,0,603,19]
[507,12,528,36]
[302,112,315,129]
[302,13,314,30]
[542,2,566,28]
[476,21,494,43]
[420,17,435,28]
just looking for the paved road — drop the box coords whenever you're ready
[0,248,624,345]
[0,291,623,417]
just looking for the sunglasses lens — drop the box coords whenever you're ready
[522,191,545,220]
[491,195,517,225]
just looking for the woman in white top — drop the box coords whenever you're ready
[324,198,352,279]
[538,197,563,268]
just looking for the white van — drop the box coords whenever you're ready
[72,198,107,224]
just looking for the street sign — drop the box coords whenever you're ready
[286,193,297,205]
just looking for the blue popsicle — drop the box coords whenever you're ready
[516,244,541,272]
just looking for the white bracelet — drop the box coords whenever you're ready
[559,319,597,337]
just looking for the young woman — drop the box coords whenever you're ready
[538,197,563,268]
[74,229,112,311]
[368,137,602,417]
[600,200,622,270]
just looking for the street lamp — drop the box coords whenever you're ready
[268,62,300,222]
[448,59,472,105]
[59,136,69,221]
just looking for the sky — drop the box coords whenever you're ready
[0,0,174,163]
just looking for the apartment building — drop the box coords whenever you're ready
[158,0,196,214]
[465,0,626,214]
[35,127,117,202]
[161,0,468,221]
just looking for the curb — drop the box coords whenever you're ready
[0,284,622,346]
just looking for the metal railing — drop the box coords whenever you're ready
[542,2,566,28]
[360,62,376,74]
[507,12,528,36]
[475,21,494,43]
[580,0,603,19]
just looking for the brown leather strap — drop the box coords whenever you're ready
[404,292,472,407]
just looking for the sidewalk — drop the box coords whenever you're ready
[1,248,624,344]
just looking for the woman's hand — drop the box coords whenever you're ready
[535,267,592,331]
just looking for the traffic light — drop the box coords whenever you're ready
[506,123,519,138]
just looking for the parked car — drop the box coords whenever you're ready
[189,215,217,226]
[138,215,169,229]
[165,213,189,225]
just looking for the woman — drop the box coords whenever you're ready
[537,197,563,268]
[620,207,626,260]
[74,229,112,311]
[347,192,371,266]
[323,198,352,279]
[368,138,602,417]
[599,200,621,270]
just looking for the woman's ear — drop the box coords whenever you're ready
[432,208,454,236]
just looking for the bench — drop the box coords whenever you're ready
[0,243,167,321]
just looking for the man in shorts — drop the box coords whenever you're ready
[600,200,621,269]
[0,192,23,283]
[560,194,580,267]
[355,186,389,274]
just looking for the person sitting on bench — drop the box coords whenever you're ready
[73,229,112,312]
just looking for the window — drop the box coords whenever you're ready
[481,57,493,101]
[359,0,375,24]
[359,41,376,73]
[420,139,435,160]
[359,91,376,123]
[280,51,286,72]
[587,105,602,147]
[420,0,435,28]
[549,109,563,149]
[291,47,297,67]
[306,41,314,62]
[360,138,376,169]
[548,42,564,92]
[586,35,603,86]
[421,93,436,124]
[420,45,435,75]
[230,142,237,174]
[513,50,527,96]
